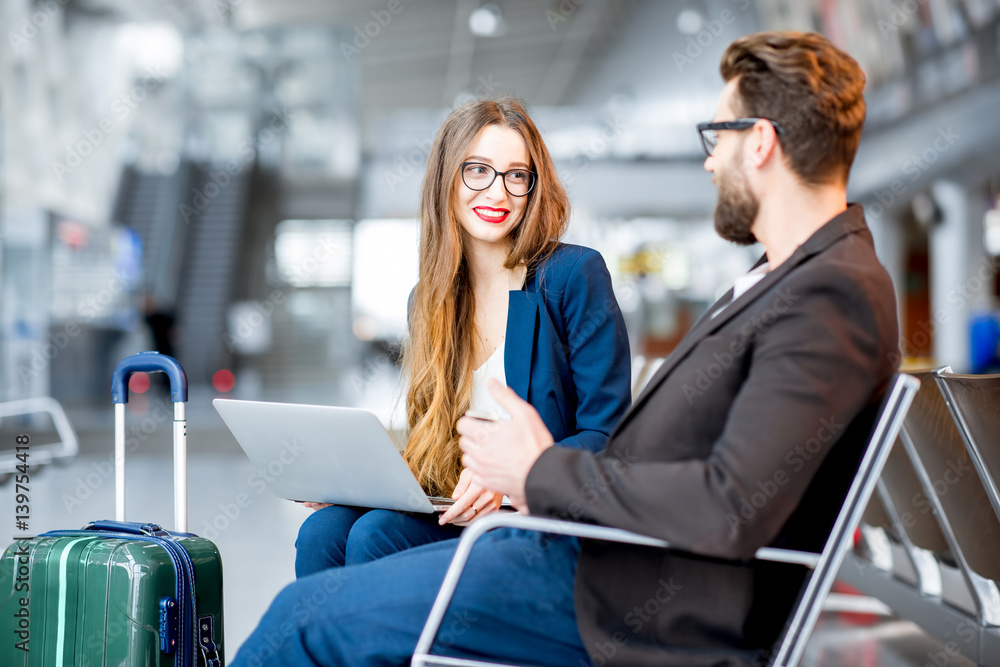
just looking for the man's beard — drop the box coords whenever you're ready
[713,166,759,246]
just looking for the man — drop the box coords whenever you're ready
[232,31,899,667]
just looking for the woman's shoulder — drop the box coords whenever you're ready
[534,243,606,276]
[530,243,611,300]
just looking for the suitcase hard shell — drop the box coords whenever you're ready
[0,352,224,666]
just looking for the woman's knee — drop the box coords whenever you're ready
[345,510,410,563]
[345,510,453,564]
[294,506,364,575]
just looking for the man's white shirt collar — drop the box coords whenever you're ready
[711,262,771,319]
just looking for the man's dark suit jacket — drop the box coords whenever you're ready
[525,205,900,666]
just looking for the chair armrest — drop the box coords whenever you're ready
[411,512,819,665]
[0,397,79,473]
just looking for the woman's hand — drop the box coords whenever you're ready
[438,467,503,526]
[300,502,333,511]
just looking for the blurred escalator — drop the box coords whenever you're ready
[174,165,252,385]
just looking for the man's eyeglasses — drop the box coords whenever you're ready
[460,162,537,197]
[696,118,786,157]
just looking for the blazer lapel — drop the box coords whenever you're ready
[680,253,765,333]
[614,205,869,435]
[505,291,538,401]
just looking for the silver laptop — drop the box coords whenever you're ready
[213,398,456,513]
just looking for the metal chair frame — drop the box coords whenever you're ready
[935,367,1000,524]
[412,374,919,667]
[843,368,1000,665]
[0,396,78,476]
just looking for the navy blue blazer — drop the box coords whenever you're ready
[410,244,631,453]
[410,243,631,454]
[500,243,632,453]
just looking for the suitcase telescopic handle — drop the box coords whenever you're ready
[112,350,187,404]
[110,352,190,532]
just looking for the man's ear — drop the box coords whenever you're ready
[749,120,780,169]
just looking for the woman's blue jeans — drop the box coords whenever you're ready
[294,505,463,578]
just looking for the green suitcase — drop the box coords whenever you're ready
[0,530,223,666]
[0,353,224,666]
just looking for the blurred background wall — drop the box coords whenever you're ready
[3,0,1000,414]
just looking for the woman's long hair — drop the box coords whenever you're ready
[402,97,569,496]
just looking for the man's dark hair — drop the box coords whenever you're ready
[720,31,866,186]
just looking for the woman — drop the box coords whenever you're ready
[295,97,631,578]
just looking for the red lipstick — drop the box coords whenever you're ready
[474,206,510,223]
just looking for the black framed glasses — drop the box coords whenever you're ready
[460,162,537,197]
[696,118,786,157]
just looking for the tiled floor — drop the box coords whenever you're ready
[0,394,982,665]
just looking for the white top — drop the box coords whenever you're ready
[713,262,771,318]
[471,339,510,420]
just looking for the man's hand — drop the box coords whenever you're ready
[457,380,554,512]
[437,468,503,525]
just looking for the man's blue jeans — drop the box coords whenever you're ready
[295,506,463,578]
[232,528,594,667]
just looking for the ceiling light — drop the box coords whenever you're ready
[469,4,505,37]
[676,9,704,35]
